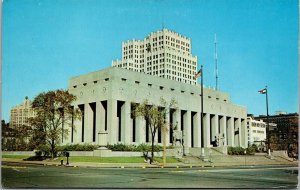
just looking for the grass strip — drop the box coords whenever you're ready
[2,155,180,163]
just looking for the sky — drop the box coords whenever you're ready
[2,0,298,121]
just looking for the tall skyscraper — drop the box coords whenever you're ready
[112,28,198,85]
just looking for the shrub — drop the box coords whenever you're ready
[246,144,259,155]
[105,143,164,152]
[228,145,259,155]
[228,146,245,155]
[56,144,99,151]
[36,144,51,157]
[136,143,151,152]
[34,150,42,157]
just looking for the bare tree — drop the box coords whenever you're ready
[133,98,177,164]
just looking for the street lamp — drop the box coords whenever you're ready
[244,150,247,166]
[182,126,185,156]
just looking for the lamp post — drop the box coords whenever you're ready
[244,150,247,166]
[182,127,185,156]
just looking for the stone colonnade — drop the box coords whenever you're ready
[65,99,247,148]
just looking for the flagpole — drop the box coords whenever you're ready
[265,86,270,152]
[201,65,204,148]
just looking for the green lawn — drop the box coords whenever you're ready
[58,156,179,163]
[59,156,145,163]
[2,154,180,163]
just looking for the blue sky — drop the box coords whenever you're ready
[2,0,298,121]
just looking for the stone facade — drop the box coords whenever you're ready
[64,67,248,150]
[255,113,298,157]
[247,116,267,150]
[10,96,34,128]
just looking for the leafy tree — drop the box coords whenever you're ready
[15,124,32,150]
[29,90,79,158]
[1,120,15,150]
[269,132,279,151]
[132,98,177,164]
[287,117,298,158]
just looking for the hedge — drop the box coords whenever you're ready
[227,144,258,155]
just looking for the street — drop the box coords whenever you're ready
[1,162,298,189]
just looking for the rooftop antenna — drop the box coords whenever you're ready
[162,16,165,30]
[214,34,219,90]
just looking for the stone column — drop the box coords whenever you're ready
[241,119,247,148]
[227,117,234,146]
[107,99,117,144]
[121,101,131,144]
[96,101,106,145]
[234,118,241,147]
[219,116,227,146]
[174,109,181,132]
[193,112,201,147]
[75,105,84,143]
[136,116,146,144]
[154,127,158,144]
[164,108,170,146]
[183,111,191,148]
[203,113,211,147]
[211,114,218,143]
[84,103,93,143]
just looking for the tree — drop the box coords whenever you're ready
[133,98,177,164]
[287,117,298,158]
[29,90,79,158]
[1,120,16,151]
[15,124,32,150]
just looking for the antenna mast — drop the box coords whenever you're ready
[214,34,219,90]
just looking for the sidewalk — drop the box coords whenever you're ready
[2,155,298,169]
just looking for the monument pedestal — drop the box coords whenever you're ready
[94,131,111,157]
[94,147,112,157]
[199,148,209,162]
[174,147,183,159]
[266,149,274,159]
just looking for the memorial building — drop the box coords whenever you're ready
[63,29,248,151]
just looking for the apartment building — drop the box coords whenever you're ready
[10,96,34,128]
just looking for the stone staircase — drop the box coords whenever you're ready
[178,154,298,166]
[180,156,207,164]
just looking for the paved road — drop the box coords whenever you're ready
[1,163,298,188]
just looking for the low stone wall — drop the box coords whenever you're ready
[94,149,175,157]
[110,151,143,157]
[188,147,227,157]
[68,151,94,157]
[254,152,267,156]
[189,147,201,156]
[2,151,35,156]
[272,150,288,157]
